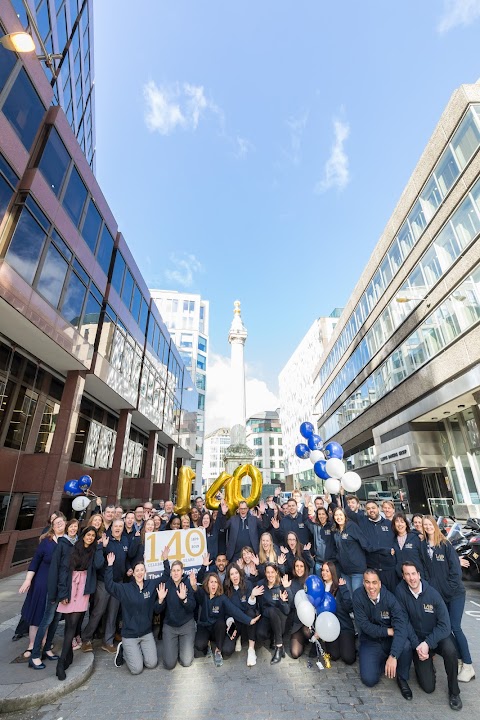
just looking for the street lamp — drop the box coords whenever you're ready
[1,0,63,79]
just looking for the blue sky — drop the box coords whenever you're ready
[93,1,480,430]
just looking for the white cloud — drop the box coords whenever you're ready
[314,117,350,194]
[285,110,309,165]
[164,253,203,288]
[205,353,279,434]
[234,136,254,159]
[143,81,221,135]
[437,0,480,33]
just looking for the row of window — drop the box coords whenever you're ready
[318,106,480,391]
[254,448,284,457]
[111,249,149,334]
[319,262,480,441]
[253,460,285,470]
[253,436,283,445]
[318,175,480,415]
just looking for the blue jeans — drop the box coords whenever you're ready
[447,594,472,664]
[359,637,411,687]
[31,599,61,660]
[344,573,364,598]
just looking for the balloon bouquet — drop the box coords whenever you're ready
[294,576,339,669]
[294,421,363,495]
[63,475,95,517]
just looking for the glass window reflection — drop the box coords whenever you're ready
[37,243,68,306]
[2,69,45,150]
[5,209,47,284]
[61,271,86,327]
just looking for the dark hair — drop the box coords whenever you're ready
[322,560,339,596]
[166,515,180,530]
[392,513,411,536]
[65,518,79,533]
[412,513,424,522]
[291,557,309,584]
[315,506,329,524]
[401,561,421,574]
[285,531,304,559]
[70,526,97,570]
[202,572,224,596]
[363,568,380,580]
[224,562,248,597]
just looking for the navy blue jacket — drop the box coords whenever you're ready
[155,560,196,627]
[47,536,74,601]
[393,532,427,579]
[346,507,395,571]
[194,590,254,628]
[219,511,265,560]
[224,579,256,618]
[421,539,465,602]
[305,518,336,563]
[104,565,164,638]
[255,580,292,616]
[56,540,104,603]
[334,520,371,575]
[274,509,312,546]
[284,548,314,574]
[333,582,355,634]
[395,578,452,650]
[353,585,408,658]
[99,534,141,582]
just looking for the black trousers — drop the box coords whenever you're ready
[324,631,356,665]
[223,621,256,657]
[256,606,287,646]
[408,635,460,697]
[194,620,226,656]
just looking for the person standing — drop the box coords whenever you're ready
[219,500,265,561]
[346,500,397,592]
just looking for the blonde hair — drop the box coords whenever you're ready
[258,532,278,564]
[423,515,447,546]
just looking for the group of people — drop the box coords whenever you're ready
[15,489,475,712]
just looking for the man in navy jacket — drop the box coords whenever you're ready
[353,569,412,699]
[395,562,462,711]
[346,500,397,592]
[219,500,265,561]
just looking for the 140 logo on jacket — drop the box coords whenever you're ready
[145,528,207,576]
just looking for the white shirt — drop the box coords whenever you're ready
[408,581,423,599]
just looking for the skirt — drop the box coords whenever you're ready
[58,570,89,613]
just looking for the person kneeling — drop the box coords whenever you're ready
[155,559,196,670]
[353,569,412,700]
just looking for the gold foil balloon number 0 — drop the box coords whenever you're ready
[205,464,263,516]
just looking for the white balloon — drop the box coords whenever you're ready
[309,450,325,464]
[294,589,308,609]
[325,458,345,479]
[324,478,341,494]
[72,496,91,511]
[341,471,362,493]
[315,611,340,642]
[296,600,316,627]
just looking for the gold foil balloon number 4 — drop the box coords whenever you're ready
[205,464,263,516]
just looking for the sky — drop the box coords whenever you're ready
[93,0,480,432]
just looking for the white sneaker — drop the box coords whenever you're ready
[458,663,475,682]
[247,648,256,666]
[235,637,242,652]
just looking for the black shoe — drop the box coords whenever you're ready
[114,641,124,668]
[397,677,413,700]
[56,661,66,681]
[449,694,462,711]
[11,633,25,642]
[270,646,285,664]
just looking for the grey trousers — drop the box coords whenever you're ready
[82,580,120,645]
[122,633,158,675]
[162,618,196,670]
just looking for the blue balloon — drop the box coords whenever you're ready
[300,421,315,439]
[317,591,337,614]
[78,474,92,492]
[64,479,81,496]
[324,441,344,460]
[304,575,325,605]
[295,443,310,460]
[307,434,323,451]
[313,460,330,480]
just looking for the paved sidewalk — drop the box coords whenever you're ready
[0,572,93,713]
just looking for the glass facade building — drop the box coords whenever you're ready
[0,4,196,575]
[246,411,284,486]
[314,83,480,516]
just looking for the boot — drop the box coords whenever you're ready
[458,663,475,682]
[65,647,74,670]
[56,660,66,681]
[270,645,285,664]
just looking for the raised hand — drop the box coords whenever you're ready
[280,546,288,555]
[304,542,312,551]
[126,568,134,576]
[259,499,266,514]
[189,571,197,590]
[106,551,115,566]
[279,590,289,602]
[252,554,259,566]
[101,533,109,548]
[271,517,280,529]
[251,584,264,597]
[202,552,211,567]
[338,577,346,586]
[281,575,291,588]
[157,583,168,603]
[274,486,281,497]
[176,582,187,600]
[220,499,229,515]
[278,553,287,565]
[161,545,170,561]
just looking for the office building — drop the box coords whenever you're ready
[203,427,230,483]
[0,2,196,576]
[278,312,340,491]
[246,410,284,487]
[150,290,209,494]
[9,0,95,169]
[314,83,480,517]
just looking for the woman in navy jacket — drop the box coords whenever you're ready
[319,561,355,664]
[305,506,336,576]
[332,508,371,597]
[155,559,196,670]
[392,514,427,581]
[104,545,169,675]
[222,563,263,666]
[287,557,312,659]
[421,515,475,682]
[280,532,314,576]
[255,563,292,664]
[190,571,260,667]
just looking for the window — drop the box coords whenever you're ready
[37,242,68,306]
[96,225,114,277]
[4,387,38,450]
[435,148,459,195]
[269,437,274,446]
[254,437,262,445]
[35,399,60,453]
[81,198,102,253]
[452,111,480,170]
[270,449,275,457]
[198,394,205,411]
[81,292,101,343]
[62,166,87,226]
[0,32,17,93]
[2,69,45,149]
[180,334,193,348]
[5,207,47,284]
[60,271,86,327]
[198,336,207,352]
[197,354,206,371]
[121,269,134,308]
[111,250,126,295]
[131,285,141,322]
[196,373,206,391]
[38,127,70,195]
